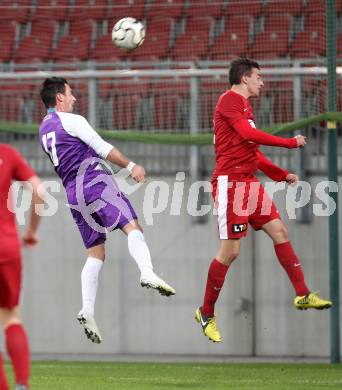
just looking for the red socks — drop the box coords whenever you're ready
[0,353,9,390]
[275,241,309,296]
[5,324,30,387]
[202,259,229,317]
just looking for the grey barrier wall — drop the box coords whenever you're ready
[11,174,341,358]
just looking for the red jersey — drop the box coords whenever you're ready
[212,90,297,178]
[0,144,35,263]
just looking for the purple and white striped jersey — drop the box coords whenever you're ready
[39,109,113,187]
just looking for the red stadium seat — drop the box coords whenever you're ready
[200,80,228,129]
[226,0,262,17]
[151,81,189,130]
[68,0,109,20]
[172,32,210,60]
[225,14,252,31]
[0,22,16,44]
[129,18,173,60]
[0,84,35,122]
[146,0,186,18]
[185,17,213,33]
[211,31,249,60]
[211,15,251,60]
[171,17,212,60]
[53,34,91,61]
[69,20,94,37]
[91,34,128,61]
[337,32,342,55]
[31,20,56,38]
[304,0,326,13]
[0,39,14,62]
[111,82,151,129]
[337,0,342,13]
[106,0,146,21]
[263,0,303,15]
[14,36,53,62]
[32,0,69,21]
[187,0,224,18]
[290,30,326,58]
[267,81,294,123]
[0,0,31,22]
[264,14,293,33]
[250,31,289,59]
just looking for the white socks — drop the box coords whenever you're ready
[127,230,154,277]
[80,257,103,318]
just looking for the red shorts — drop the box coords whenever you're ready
[212,174,281,239]
[0,258,22,309]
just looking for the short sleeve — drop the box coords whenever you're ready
[9,146,36,181]
[217,92,245,124]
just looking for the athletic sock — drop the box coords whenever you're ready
[202,259,229,317]
[81,257,103,317]
[0,352,9,390]
[127,230,154,276]
[5,324,29,387]
[274,241,310,296]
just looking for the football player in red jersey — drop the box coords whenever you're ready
[195,58,332,343]
[0,144,43,390]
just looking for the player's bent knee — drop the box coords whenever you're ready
[274,225,289,242]
[0,307,21,328]
[229,251,240,262]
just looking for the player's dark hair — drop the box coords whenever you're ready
[229,58,260,86]
[40,77,68,108]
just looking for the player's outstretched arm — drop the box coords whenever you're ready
[64,114,147,183]
[234,119,306,148]
[257,150,288,181]
[257,150,299,184]
[106,146,146,183]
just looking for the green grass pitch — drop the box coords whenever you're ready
[5,361,342,389]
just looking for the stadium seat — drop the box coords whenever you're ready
[0,39,14,62]
[53,34,91,62]
[106,0,146,21]
[200,80,228,129]
[14,36,53,63]
[187,0,224,18]
[69,20,94,38]
[250,31,289,59]
[337,0,342,13]
[226,0,262,17]
[0,84,36,122]
[211,31,249,60]
[0,22,16,61]
[290,13,326,58]
[171,17,212,60]
[129,18,173,60]
[263,0,303,16]
[304,0,326,13]
[111,82,151,130]
[302,78,326,117]
[146,0,186,18]
[337,32,342,55]
[290,30,326,58]
[91,33,128,61]
[0,0,31,22]
[67,0,108,20]
[31,20,56,38]
[210,15,251,60]
[32,0,69,21]
[264,14,293,33]
[151,81,189,131]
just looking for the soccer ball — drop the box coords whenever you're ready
[112,17,145,50]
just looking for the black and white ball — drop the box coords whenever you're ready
[112,17,145,50]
